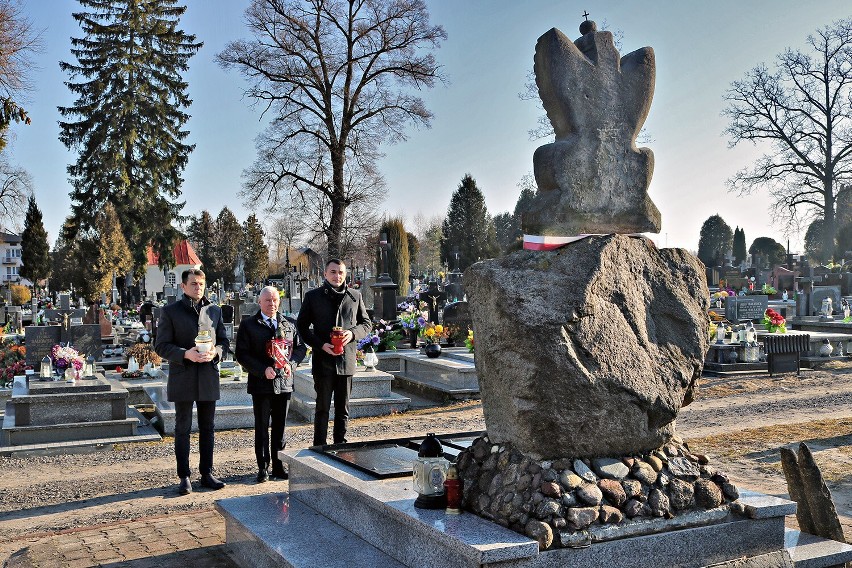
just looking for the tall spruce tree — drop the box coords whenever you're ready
[186,210,216,276]
[242,213,269,286]
[440,174,498,271]
[213,207,242,288]
[20,195,50,285]
[58,0,201,276]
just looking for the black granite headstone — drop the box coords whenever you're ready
[59,293,71,311]
[810,286,841,316]
[724,295,768,322]
[68,324,103,360]
[24,326,62,365]
[221,304,234,324]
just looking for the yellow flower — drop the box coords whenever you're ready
[434,324,443,334]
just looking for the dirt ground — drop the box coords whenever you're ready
[1,364,851,562]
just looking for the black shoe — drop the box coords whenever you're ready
[270,468,288,480]
[178,477,192,495]
[256,469,269,483]
[200,473,226,490]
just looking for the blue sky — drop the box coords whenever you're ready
[9,1,852,252]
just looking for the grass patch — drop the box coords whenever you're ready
[687,417,852,482]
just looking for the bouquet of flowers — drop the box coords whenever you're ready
[51,344,85,373]
[464,329,474,353]
[357,332,381,353]
[762,308,786,334]
[373,319,403,351]
[398,300,428,332]
[420,322,449,345]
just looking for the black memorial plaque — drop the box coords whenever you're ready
[24,326,62,365]
[316,431,485,479]
[724,295,768,322]
[325,444,418,478]
[68,324,103,360]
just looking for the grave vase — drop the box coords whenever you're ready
[409,329,418,349]
[424,343,442,358]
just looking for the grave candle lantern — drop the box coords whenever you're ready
[195,329,213,353]
[40,356,52,379]
[84,355,95,378]
[413,433,449,509]
[330,327,346,355]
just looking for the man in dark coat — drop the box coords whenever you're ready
[155,269,229,495]
[235,286,306,482]
[296,259,371,446]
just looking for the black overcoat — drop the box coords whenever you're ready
[155,296,229,402]
[296,282,371,376]
[235,311,306,395]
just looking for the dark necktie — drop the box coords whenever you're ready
[266,317,275,330]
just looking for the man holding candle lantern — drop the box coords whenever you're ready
[155,268,229,495]
[297,259,371,446]
[235,286,305,482]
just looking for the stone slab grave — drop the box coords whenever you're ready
[390,351,479,400]
[143,364,255,434]
[216,444,852,567]
[1,374,160,454]
[290,366,410,422]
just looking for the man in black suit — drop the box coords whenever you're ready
[235,286,305,482]
[155,269,229,495]
[296,259,371,446]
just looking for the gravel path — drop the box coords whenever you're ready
[2,368,851,548]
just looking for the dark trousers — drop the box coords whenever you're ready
[313,373,352,446]
[173,400,216,478]
[251,392,291,472]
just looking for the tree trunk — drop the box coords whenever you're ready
[824,179,836,262]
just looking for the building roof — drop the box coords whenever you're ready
[0,232,21,244]
[147,240,202,267]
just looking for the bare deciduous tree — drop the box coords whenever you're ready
[0,157,31,231]
[0,0,41,151]
[217,0,446,258]
[724,17,852,259]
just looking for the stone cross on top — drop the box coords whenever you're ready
[378,233,390,277]
[520,17,661,237]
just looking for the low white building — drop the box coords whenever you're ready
[143,240,202,300]
[0,232,31,286]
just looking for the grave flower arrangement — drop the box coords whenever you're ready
[373,319,403,351]
[398,300,428,332]
[762,308,786,334]
[464,329,474,353]
[420,322,449,345]
[357,332,380,353]
[51,344,85,374]
[0,341,29,387]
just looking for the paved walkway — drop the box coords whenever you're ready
[2,509,237,568]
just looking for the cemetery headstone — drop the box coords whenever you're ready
[68,324,103,360]
[24,325,62,366]
[442,301,471,345]
[59,293,71,311]
[810,286,841,316]
[417,281,445,324]
[240,302,259,319]
[221,304,234,324]
[724,295,768,322]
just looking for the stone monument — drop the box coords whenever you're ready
[460,18,729,549]
[521,19,660,236]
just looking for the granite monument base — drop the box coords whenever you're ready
[290,367,410,422]
[216,445,852,567]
